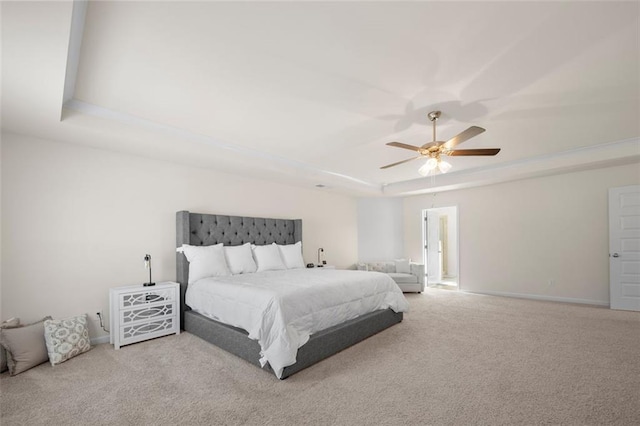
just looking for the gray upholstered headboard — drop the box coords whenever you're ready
[176,211,302,327]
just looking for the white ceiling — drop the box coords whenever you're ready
[2,1,639,196]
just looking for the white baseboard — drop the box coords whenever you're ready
[463,290,609,307]
[91,335,110,345]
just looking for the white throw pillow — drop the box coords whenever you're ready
[252,243,287,272]
[179,244,231,284]
[277,242,305,269]
[224,243,258,274]
[395,259,411,274]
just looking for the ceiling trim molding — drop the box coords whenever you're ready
[63,100,638,198]
[61,0,87,112]
[63,99,382,192]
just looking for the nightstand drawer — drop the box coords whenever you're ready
[120,317,178,346]
[119,288,175,309]
[120,302,175,325]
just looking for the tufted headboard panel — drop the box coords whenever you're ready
[186,213,301,247]
[176,211,302,327]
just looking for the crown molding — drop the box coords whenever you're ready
[63,99,382,193]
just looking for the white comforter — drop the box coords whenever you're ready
[186,268,409,378]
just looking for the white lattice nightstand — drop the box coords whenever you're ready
[109,281,180,349]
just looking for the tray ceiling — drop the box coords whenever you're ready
[2,1,639,195]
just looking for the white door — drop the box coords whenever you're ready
[426,210,441,285]
[609,185,640,311]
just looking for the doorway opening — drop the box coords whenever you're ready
[422,206,459,289]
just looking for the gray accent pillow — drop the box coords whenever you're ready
[0,318,21,373]
[0,317,52,376]
[44,315,91,365]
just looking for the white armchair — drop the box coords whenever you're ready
[357,260,425,293]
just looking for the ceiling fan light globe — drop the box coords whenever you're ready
[418,158,438,176]
[426,157,438,169]
[438,160,452,173]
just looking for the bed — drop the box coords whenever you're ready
[176,211,407,379]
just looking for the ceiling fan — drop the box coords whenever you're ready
[381,111,500,175]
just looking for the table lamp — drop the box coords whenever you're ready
[143,254,156,287]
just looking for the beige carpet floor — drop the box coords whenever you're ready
[1,290,639,425]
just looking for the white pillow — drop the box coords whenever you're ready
[278,242,305,269]
[224,243,257,274]
[394,259,411,274]
[252,243,287,272]
[179,244,230,284]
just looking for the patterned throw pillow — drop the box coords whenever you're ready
[369,263,385,272]
[370,262,396,273]
[44,315,91,366]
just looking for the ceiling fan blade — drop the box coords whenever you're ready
[380,156,422,169]
[386,141,421,151]
[444,126,485,149]
[447,148,501,156]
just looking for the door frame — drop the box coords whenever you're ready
[422,205,460,289]
[609,184,640,311]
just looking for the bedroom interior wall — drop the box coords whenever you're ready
[403,162,640,305]
[357,197,404,262]
[1,132,358,340]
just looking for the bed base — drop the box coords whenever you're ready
[185,308,403,379]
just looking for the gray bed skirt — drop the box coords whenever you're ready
[185,308,403,379]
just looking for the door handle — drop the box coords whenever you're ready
[611,253,620,258]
